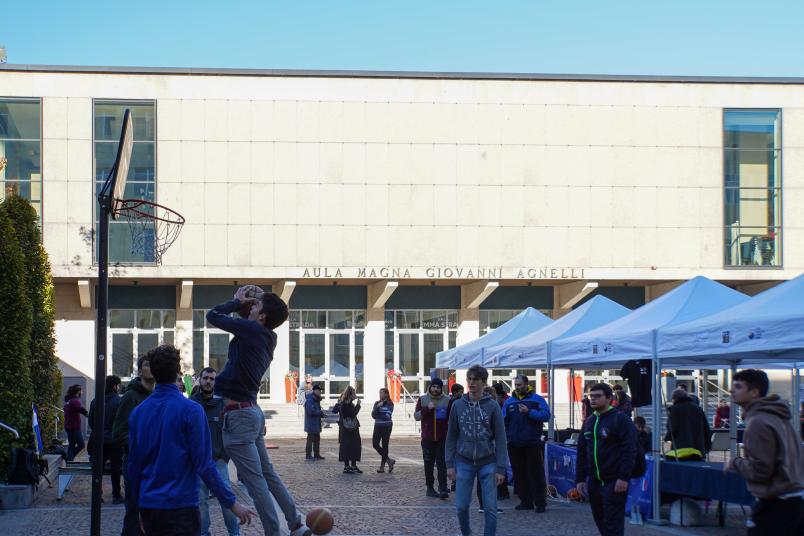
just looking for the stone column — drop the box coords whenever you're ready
[365,281,398,400]
[271,321,290,402]
[175,281,193,372]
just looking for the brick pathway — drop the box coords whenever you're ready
[0,437,749,535]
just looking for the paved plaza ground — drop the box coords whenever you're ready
[2,437,749,536]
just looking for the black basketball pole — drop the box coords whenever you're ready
[90,181,112,536]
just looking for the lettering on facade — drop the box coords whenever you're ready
[301,266,585,279]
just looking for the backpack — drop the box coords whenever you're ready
[7,448,48,489]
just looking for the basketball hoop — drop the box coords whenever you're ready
[114,198,185,264]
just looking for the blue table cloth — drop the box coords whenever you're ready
[660,460,754,506]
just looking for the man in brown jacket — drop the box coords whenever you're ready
[727,369,804,535]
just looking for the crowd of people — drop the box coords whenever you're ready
[61,284,802,536]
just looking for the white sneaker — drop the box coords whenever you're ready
[289,523,313,536]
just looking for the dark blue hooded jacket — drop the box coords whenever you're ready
[502,387,551,446]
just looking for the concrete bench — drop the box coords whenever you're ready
[57,461,114,500]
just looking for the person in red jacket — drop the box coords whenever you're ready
[415,377,450,498]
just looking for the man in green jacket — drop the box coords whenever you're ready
[111,353,155,536]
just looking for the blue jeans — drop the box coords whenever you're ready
[66,429,84,461]
[223,406,302,535]
[455,460,498,536]
[199,458,240,536]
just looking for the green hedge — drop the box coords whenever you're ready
[0,205,33,475]
[3,197,62,446]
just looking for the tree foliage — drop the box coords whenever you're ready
[3,196,62,446]
[0,204,33,475]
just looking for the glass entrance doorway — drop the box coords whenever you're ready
[290,310,365,401]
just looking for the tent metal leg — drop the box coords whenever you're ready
[729,363,738,460]
[547,364,555,441]
[792,367,801,431]
[651,355,662,523]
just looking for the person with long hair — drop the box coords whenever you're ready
[63,384,88,461]
[337,386,362,474]
[371,387,395,473]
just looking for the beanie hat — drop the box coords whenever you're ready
[430,377,444,388]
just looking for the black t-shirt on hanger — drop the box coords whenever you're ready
[620,359,652,407]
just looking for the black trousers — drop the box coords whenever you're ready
[101,442,123,498]
[140,507,200,536]
[122,456,143,536]
[749,497,804,536]
[372,425,393,463]
[421,439,447,491]
[588,479,627,536]
[305,433,321,456]
[508,444,546,507]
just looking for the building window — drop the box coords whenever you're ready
[385,310,458,395]
[479,309,543,393]
[108,309,175,380]
[724,109,782,267]
[0,98,42,220]
[93,100,156,264]
[288,310,366,399]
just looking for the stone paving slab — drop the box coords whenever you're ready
[0,437,750,536]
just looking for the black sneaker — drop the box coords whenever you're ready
[426,487,441,498]
[387,458,395,473]
[112,496,125,505]
[314,455,326,461]
[343,467,354,474]
[535,504,546,513]
[438,489,449,499]
[305,455,315,461]
[352,466,363,474]
[376,466,385,473]
[515,503,534,511]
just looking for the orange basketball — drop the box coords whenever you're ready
[306,508,334,535]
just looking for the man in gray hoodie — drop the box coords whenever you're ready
[727,369,803,536]
[446,365,509,536]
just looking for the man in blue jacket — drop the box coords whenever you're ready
[128,345,255,536]
[304,384,325,461]
[575,383,637,536]
[502,374,551,512]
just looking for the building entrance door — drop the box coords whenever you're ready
[302,331,355,401]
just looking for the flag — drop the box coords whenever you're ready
[32,404,44,455]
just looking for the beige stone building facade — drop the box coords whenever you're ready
[1,65,801,408]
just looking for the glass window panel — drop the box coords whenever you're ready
[480,311,490,331]
[193,310,205,329]
[724,110,780,149]
[421,311,447,329]
[136,309,161,330]
[0,99,40,140]
[94,102,155,141]
[104,221,155,264]
[289,330,300,373]
[399,333,419,376]
[330,381,351,399]
[327,310,352,330]
[302,310,326,329]
[109,309,135,328]
[384,331,394,371]
[163,330,174,346]
[209,333,230,374]
[289,310,300,330]
[112,333,134,378]
[94,142,155,182]
[193,331,204,372]
[446,311,458,329]
[355,332,364,380]
[329,334,351,377]
[354,378,364,397]
[448,331,457,349]
[402,380,419,396]
[423,333,442,378]
[0,141,41,183]
[354,310,366,329]
[384,310,394,329]
[162,310,176,328]
[138,333,159,357]
[304,333,325,376]
[396,310,420,329]
[724,226,780,266]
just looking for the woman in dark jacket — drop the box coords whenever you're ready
[337,386,362,473]
[371,388,395,473]
[63,384,88,461]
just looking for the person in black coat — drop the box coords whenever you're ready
[336,386,362,473]
[87,375,124,503]
[665,388,711,461]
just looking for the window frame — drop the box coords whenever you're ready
[92,98,158,266]
[722,108,783,269]
[0,97,43,229]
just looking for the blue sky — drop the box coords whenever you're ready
[3,0,803,76]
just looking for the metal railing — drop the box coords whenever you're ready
[399,382,421,434]
[0,421,20,439]
[49,405,64,440]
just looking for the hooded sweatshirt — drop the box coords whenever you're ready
[415,388,450,442]
[112,377,152,449]
[445,393,509,475]
[733,395,804,499]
